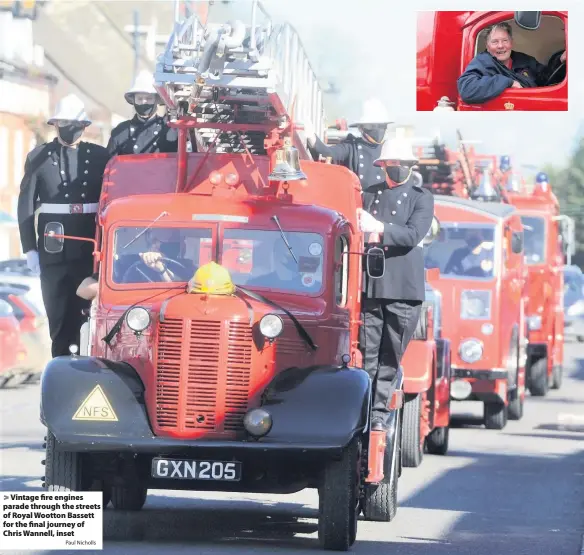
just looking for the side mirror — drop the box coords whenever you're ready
[44,222,64,254]
[366,246,385,279]
[514,11,541,31]
[511,231,524,254]
[423,216,441,246]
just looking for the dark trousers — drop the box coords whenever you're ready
[40,261,92,358]
[359,298,422,425]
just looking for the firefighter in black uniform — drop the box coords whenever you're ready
[107,70,180,156]
[17,94,110,357]
[304,98,393,191]
[357,128,435,431]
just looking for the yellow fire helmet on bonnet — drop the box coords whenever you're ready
[187,261,236,295]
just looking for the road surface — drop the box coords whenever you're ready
[2,343,584,555]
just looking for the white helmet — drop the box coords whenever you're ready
[47,94,91,125]
[124,70,159,104]
[349,98,394,127]
[374,127,418,165]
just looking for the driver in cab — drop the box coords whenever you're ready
[457,22,566,105]
[77,228,194,300]
[444,232,494,277]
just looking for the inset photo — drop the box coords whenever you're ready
[416,11,567,111]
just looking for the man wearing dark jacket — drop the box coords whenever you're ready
[357,128,435,431]
[304,98,393,192]
[457,22,566,105]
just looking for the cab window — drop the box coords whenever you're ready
[521,216,546,265]
[222,229,325,295]
[335,235,349,306]
[475,15,566,87]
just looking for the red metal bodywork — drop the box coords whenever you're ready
[505,186,565,385]
[0,310,26,378]
[416,11,568,111]
[427,198,527,411]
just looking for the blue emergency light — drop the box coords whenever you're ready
[499,155,511,171]
[536,172,549,183]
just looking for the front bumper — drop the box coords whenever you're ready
[41,356,372,457]
[450,368,508,403]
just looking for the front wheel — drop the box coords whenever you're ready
[426,426,449,455]
[362,413,401,522]
[507,391,524,421]
[44,431,84,491]
[401,394,423,468]
[318,438,361,550]
[551,365,563,390]
[528,358,549,397]
[484,402,507,430]
[111,485,148,511]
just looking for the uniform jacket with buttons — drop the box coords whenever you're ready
[362,176,435,301]
[308,134,385,191]
[107,114,179,157]
[17,139,110,266]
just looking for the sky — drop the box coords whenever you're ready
[238,0,584,175]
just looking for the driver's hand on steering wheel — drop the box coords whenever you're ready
[140,251,165,272]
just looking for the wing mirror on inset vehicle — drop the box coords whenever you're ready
[366,246,385,279]
[44,222,65,253]
[423,216,441,246]
[514,11,542,31]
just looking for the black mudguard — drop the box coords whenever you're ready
[40,356,371,454]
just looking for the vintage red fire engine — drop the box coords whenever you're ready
[0,298,27,387]
[498,162,574,395]
[418,142,527,429]
[416,10,568,111]
[36,5,446,551]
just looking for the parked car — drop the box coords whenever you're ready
[0,284,51,380]
[0,298,27,387]
[0,258,34,277]
[563,265,584,342]
[0,272,44,315]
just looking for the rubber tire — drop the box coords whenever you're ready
[362,413,401,522]
[528,358,549,397]
[110,485,148,511]
[318,438,360,551]
[401,394,423,468]
[484,402,507,430]
[551,365,563,390]
[89,480,111,508]
[507,392,524,421]
[426,426,449,455]
[44,431,83,491]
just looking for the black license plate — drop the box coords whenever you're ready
[151,458,242,481]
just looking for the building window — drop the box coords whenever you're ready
[13,129,24,186]
[335,235,350,306]
[0,126,8,189]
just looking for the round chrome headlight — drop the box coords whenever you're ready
[450,379,472,400]
[459,339,483,363]
[243,408,273,437]
[126,307,151,333]
[259,314,283,339]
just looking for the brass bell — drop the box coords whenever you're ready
[268,137,307,181]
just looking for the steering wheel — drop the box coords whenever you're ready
[122,256,188,283]
[545,50,566,86]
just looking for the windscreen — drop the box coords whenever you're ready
[222,229,325,294]
[521,216,546,265]
[424,224,497,279]
[112,227,212,284]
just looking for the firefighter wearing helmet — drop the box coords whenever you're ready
[17,93,110,357]
[357,127,435,432]
[304,98,393,191]
[107,70,180,157]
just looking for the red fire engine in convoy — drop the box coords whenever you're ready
[418,140,527,429]
[496,161,574,395]
[416,10,568,111]
[38,4,447,550]
[0,298,27,387]
[326,123,452,467]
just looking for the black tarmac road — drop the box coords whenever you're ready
[2,343,584,555]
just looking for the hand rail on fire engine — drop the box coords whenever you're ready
[153,0,326,158]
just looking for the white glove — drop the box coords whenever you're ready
[304,120,316,144]
[357,209,384,234]
[25,250,40,276]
